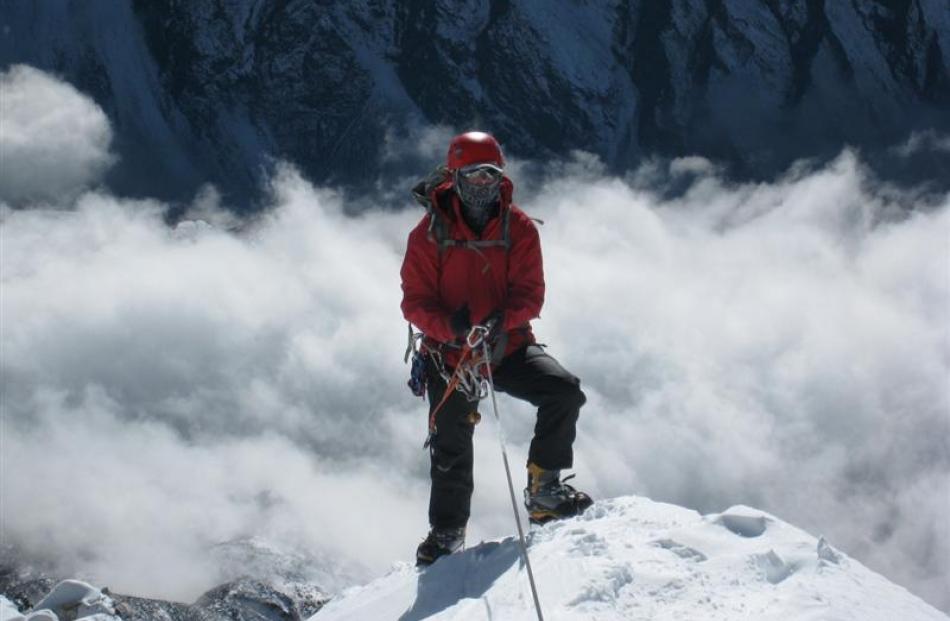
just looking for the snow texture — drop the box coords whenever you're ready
[1,597,22,620]
[315,496,948,621]
[0,580,119,621]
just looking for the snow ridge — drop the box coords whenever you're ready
[2,496,946,620]
[315,496,948,621]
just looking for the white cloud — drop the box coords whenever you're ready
[1,167,425,599]
[381,124,457,164]
[893,130,950,157]
[0,75,947,611]
[0,65,115,206]
[527,152,950,611]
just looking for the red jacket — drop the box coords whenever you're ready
[400,176,543,366]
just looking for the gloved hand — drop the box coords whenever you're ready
[449,304,472,341]
[481,309,505,343]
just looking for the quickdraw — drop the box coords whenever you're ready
[407,323,497,448]
[425,325,493,447]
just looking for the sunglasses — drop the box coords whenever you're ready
[458,164,503,183]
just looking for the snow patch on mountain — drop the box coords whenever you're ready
[1,580,119,621]
[6,0,944,204]
[315,496,948,621]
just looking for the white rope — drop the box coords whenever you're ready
[480,337,545,621]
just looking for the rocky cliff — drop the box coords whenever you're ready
[2,0,948,208]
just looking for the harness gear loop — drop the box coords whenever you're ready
[422,320,497,448]
[405,323,424,363]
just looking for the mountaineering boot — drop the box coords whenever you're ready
[524,463,593,525]
[416,525,466,567]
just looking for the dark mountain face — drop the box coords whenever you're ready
[2,0,948,209]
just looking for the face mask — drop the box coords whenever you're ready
[455,165,502,231]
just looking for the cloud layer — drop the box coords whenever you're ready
[1,69,948,612]
[0,65,115,205]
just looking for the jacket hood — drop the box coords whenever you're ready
[429,175,513,221]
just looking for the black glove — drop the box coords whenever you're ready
[481,309,505,343]
[449,304,472,341]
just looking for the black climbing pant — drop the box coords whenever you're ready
[425,344,586,529]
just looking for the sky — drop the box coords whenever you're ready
[1,65,948,612]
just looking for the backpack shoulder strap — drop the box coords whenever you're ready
[439,205,511,251]
[411,166,452,249]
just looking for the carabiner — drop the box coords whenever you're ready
[466,324,489,349]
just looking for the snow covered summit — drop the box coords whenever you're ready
[315,496,947,621]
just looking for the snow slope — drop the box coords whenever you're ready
[315,496,948,621]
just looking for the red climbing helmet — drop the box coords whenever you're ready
[446,132,505,170]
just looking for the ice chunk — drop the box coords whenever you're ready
[817,536,842,564]
[753,549,796,584]
[30,580,117,620]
